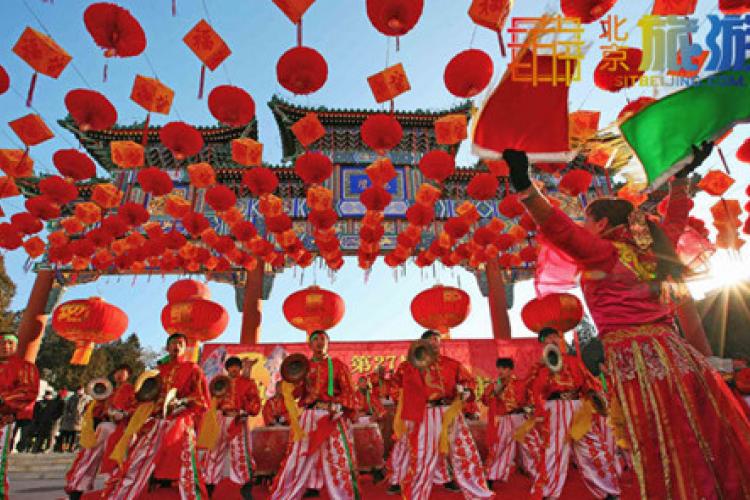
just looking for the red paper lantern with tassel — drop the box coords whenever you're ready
[183,20,231,99]
[26,195,60,221]
[361,114,403,153]
[12,27,72,107]
[277,46,328,95]
[64,89,117,132]
[39,176,78,205]
[84,2,146,81]
[419,150,455,182]
[283,285,345,334]
[294,152,333,184]
[159,122,204,161]
[444,49,493,98]
[137,167,173,196]
[52,297,128,365]
[9,114,54,147]
[521,292,584,333]
[410,285,470,337]
[208,85,255,126]
[53,149,96,180]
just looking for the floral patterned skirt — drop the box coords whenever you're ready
[602,324,750,500]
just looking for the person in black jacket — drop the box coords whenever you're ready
[31,390,64,453]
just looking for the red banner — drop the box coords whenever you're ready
[200,338,542,400]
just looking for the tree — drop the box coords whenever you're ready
[0,255,17,335]
[36,330,158,390]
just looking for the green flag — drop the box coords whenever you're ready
[620,65,750,189]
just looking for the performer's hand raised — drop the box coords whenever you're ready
[502,149,531,191]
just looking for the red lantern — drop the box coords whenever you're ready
[498,194,525,218]
[361,114,403,154]
[0,65,8,95]
[295,152,333,184]
[182,211,211,236]
[39,176,78,205]
[91,184,123,209]
[406,203,434,226]
[419,150,455,182]
[434,114,468,145]
[11,212,42,235]
[242,167,279,196]
[101,215,129,238]
[559,169,593,196]
[444,49,493,98]
[444,217,470,239]
[131,75,174,115]
[719,0,750,14]
[9,114,54,147]
[208,85,255,126]
[366,158,398,186]
[617,96,656,121]
[366,0,424,37]
[594,47,644,92]
[52,297,128,364]
[232,138,263,167]
[0,149,34,178]
[467,173,499,200]
[118,202,149,227]
[736,138,750,163]
[0,178,18,199]
[187,162,216,188]
[0,224,22,250]
[12,27,72,107]
[410,285,470,337]
[23,236,45,258]
[205,185,237,212]
[309,209,338,230]
[64,89,117,132]
[273,0,316,23]
[25,195,60,220]
[521,293,583,333]
[161,298,229,341]
[137,167,173,196]
[159,122,204,161]
[183,19,232,99]
[276,46,328,95]
[360,186,392,211]
[282,285,345,334]
[52,149,96,181]
[652,0,697,14]
[698,170,735,197]
[519,245,538,262]
[110,141,144,169]
[84,2,146,81]
[291,113,325,148]
[367,63,410,103]
[561,0,617,23]
[231,221,258,242]
[266,214,292,234]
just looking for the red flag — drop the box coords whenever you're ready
[533,234,579,298]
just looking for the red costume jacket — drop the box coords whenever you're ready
[215,376,261,416]
[155,356,210,419]
[481,376,527,416]
[354,388,385,418]
[262,395,289,426]
[736,368,750,394]
[368,371,397,401]
[528,354,601,417]
[297,355,356,412]
[0,355,39,420]
[94,383,136,421]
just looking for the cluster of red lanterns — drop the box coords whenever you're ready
[383,182,439,268]
[307,185,343,270]
[52,297,128,365]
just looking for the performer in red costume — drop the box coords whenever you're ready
[369,365,396,403]
[66,365,136,499]
[354,376,385,421]
[102,333,210,500]
[397,330,494,500]
[504,146,750,499]
[525,327,620,499]
[269,330,360,500]
[202,356,261,499]
[481,357,529,489]
[262,381,290,426]
[0,333,39,500]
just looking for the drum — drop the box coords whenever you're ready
[466,419,488,461]
[352,422,385,471]
[251,426,290,476]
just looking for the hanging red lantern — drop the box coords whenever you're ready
[85,228,114,249]
[521,292,583,333]
[11,212,42,235]
[0,149,34,178]
[366,0,423,38]
[617,96,655,121]
[367,63,410,103]
[307,185,333,211]
[118,202,149,227]
[361,114,403,154]
[419,150,455,182]
[467,173,499,200]
[519,245,538,262]
[110,141,144,169]
[23,236,45,258]
[498,194,525,218]
[276,46,328,95]
[272,0,316,23]
[444,49,493,98]
[283,285,345,334]
[266,214,292,234]
[410,285,470,337]
[366,158,398,186]
[52,149,96,180]
[73,201,102,226]
[697,170,735,197]
[291,113,326,148]
[0,178,19,199]
[241,167,279,196]
[52,297,128,365]
[561,0,617,23]
[159,122,204,161]
[39,176,78,205]
[12,27,72,107]
[309,209,338,230]
[406,203,434,227]
[9,114,54,147]
[652,0,697,14]
[295,151,333,184]
[231,221,258,242]
[161,297,229,341]
[92,184,123,210]
[736,138,750,163]
[64,89,117,132]
[205,185,237,212]
[187,162,216,188]
[719,0,750,14]
[101,215,129,238]
[137,167,173,196]
[472,226,499,246]
[444,217,470,239]
[594,47,644,92]
[0,224,22,250]
[468,0,513,56]
[208,85,255,126]
[559,169,593,196]
[25,195,60,220]
[84,2,146,81]
[0,65,8,95]
[434,114,468,145]
[131,75,174,115]
[360,186,392,211]
[183,19,232,99]
[182,211,210,236]
[232,138,263,167]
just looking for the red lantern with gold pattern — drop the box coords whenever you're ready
[12,27,72,107]
[283,285,345,335]
[52,297,128,364]
[161,298,228,341]
[277,46,328,95]
[521,292,583,333]
[183,19,231,99]
[131,75,174,115]
[410,285,470,337]
[367,63,410,104]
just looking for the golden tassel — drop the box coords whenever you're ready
[438,398,463,455]
[393,389,405,440]
[281,381,305,441]
[609,395,630,449]
[513,417,536,443]
[78,401,98,449]
[109,402,154,465]
[196,398,221,450]
[569,399,595,442]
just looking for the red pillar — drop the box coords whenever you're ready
[675,295,712,356]
[240,266,264,344]
[486,258,512,340]
[17,269,55,362]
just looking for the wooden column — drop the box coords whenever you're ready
[486,258,512,340]
[17,269,55,362]
[240,266,264,344]
[675,294,712,356]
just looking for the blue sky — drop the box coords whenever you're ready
[0,0,748,352]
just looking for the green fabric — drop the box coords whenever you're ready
[337,421,361,500]
[0,334,17,343]
[599,373,608,393]
[0,424,10,500]
[242,425,253,480]
[620,63,750,189]
[366,390,372,414]
[190,434,202,500]
[327,357,334,397]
